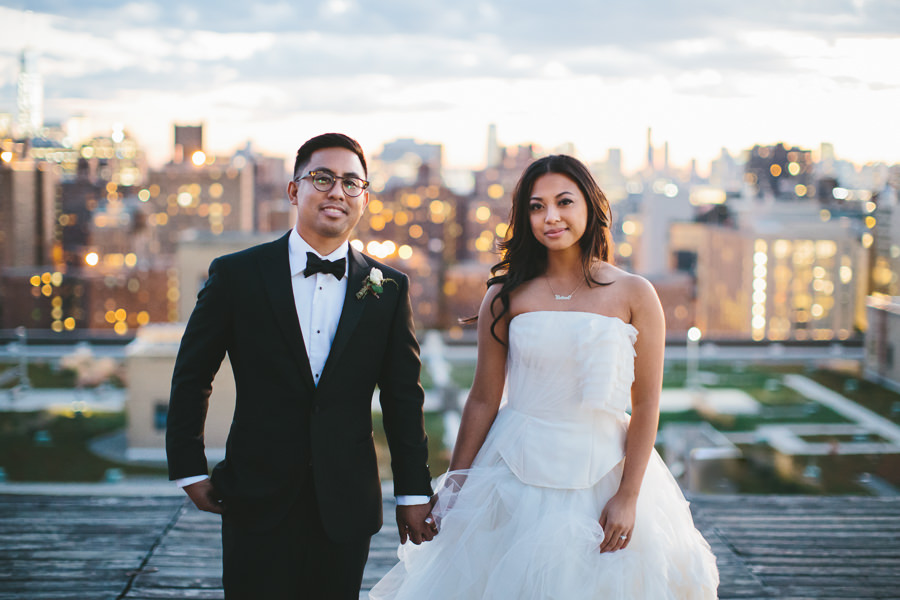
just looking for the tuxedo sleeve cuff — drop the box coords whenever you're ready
[395,495,431,506]
[176,475,209,488]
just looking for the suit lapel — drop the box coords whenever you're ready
[320,247,368,384]
[257,231,316,390]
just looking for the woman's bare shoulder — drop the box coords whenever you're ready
[595,263,660,318]
[596,262,647,288]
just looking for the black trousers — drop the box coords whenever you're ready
[221,478,371,600]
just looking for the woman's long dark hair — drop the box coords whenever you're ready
[472,154,614,343]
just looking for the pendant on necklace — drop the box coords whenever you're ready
[546,275,583,301]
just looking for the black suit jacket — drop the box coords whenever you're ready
[166,231,432,540]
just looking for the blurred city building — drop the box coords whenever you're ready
[646,271,696,336]
[0,117,283,335]
[709,147,744,193]
[867,168,900,297]
[865,165,900,377]
[668,199,866,341]
[143,124,255,256]
[1,264,168,334]
[371,138,443,191]
[607,140,896,343]
[744,143,814,202]
[629,180,694,276]
[126,322,234,461]
[174,230,281,321]
[234,142,289,232]
[173,125,202,165]
[353,179,467,329]
[864,295,900,392]
[468,142,538,266]
[589,147,627,204]
[0,156,58,269]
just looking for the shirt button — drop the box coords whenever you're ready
[319,286,322,290]
[317,330,320,334]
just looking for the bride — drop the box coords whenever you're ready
[371,155,719,599]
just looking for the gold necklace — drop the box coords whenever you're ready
[545,276,584,301]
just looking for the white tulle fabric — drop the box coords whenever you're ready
[370,311,719,600]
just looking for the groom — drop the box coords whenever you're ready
[166,133,435,599]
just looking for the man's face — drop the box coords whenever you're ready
[287,147,369,254]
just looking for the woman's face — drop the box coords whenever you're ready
[528,173,588,252]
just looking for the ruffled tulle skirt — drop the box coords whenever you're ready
[370,427,719,599]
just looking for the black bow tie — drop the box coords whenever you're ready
[304,252,346,279]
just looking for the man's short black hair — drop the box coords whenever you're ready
[293,133,367,178]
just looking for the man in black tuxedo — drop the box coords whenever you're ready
[166,133,435,599]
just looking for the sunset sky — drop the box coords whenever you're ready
[1,0,898,174]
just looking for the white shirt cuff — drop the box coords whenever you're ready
[176,474,209,488]
[396,495,431,506]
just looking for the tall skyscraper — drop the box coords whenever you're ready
[174,124,203,164]
[16,48,43,139]
[819,142,837,177]
[0,158,57,268]
[608,148,622,174]
[646,127,654,171]
[486,123,500,169]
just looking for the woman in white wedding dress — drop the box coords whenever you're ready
[370,155,719,599]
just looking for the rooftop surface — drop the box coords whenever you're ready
[1,489,898,599]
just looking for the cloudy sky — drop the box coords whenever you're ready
[0,0,898,173]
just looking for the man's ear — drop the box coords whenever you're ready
[287,180,298,205]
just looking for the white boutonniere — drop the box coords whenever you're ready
[356,267,396,300]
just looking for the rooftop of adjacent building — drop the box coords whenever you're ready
[0,482,897,599]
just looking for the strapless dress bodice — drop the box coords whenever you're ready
[489,311,638,489]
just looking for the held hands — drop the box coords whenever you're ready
[396,499,438,545]
[598,491,637,553]
[183,479,225,515]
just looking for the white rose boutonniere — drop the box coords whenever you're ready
[356,267,396,300]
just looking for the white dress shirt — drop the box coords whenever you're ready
[288,229,348,387]
[178,229,428,505]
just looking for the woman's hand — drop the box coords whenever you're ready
[598,491,637,553]
[430,471,468,531]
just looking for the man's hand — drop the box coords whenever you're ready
[396,501,437,545]
[183,479,225,515]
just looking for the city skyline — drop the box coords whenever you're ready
[1,1,899,173]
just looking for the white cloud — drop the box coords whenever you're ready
[116,2,163,23]
[176,5,200,26]
[175,31,277,61]
[319,0,356,18]
[250,2,297,23]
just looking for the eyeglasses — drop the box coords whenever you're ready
[296,170,369,197]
